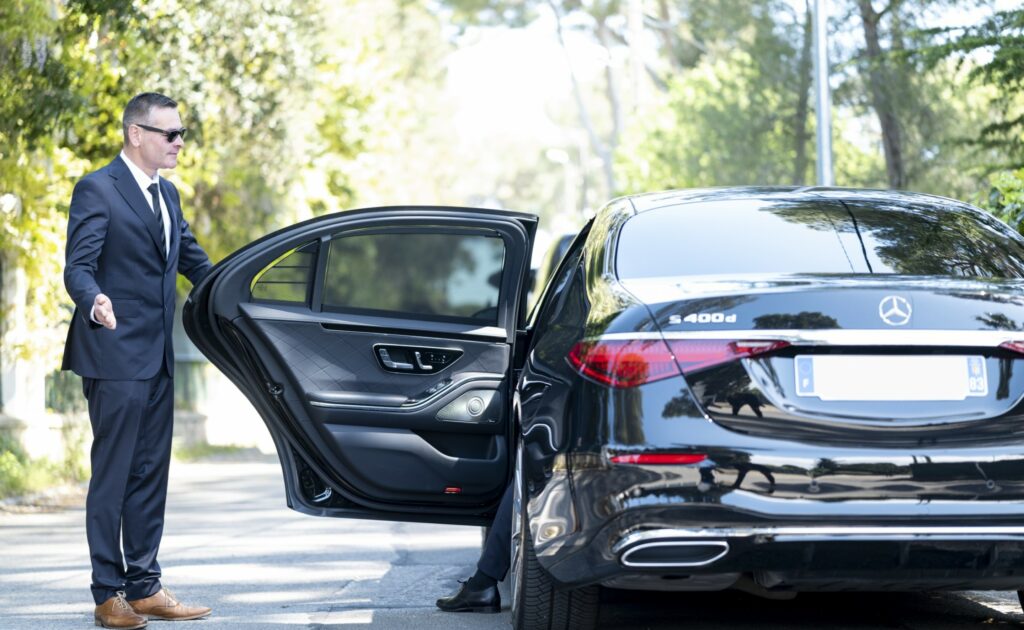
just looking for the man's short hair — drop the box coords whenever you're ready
[122,92,178,142]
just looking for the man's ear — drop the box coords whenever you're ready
[128,124,142,147]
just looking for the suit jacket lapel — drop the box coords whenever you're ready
[108,156,165,259]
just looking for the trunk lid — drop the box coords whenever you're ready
[621,274,1024,439]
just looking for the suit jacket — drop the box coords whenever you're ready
[62,155,212,380]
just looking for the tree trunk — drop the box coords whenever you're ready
[656,0,684,73]
[596,18,623,164]
[857,0,906,189]
[548,0,617,197]
[792,1,814,185]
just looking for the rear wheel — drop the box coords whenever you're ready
[510,444,599,630]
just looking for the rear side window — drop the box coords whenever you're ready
[322,231,505,323]
[617,198,1024,280]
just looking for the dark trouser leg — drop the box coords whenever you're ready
[121,370,174,600]
[477,483,513,581]
[84,377,150,605]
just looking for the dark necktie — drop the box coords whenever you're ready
[147,182,167,258]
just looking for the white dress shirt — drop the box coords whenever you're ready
[120,150,171,255]
[90,153,172,323]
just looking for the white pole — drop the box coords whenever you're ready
[813,0,834,186]
[628,0,644,111]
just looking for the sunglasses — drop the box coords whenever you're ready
[135,123,188,143]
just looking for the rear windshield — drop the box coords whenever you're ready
[616,198,1024,280]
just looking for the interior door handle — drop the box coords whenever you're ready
[414,351,434,371]
[378,347,414,371]
[374,344,463,374]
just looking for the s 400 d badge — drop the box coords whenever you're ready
[669,313,737,324]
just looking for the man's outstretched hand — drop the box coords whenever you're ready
[93,293,117,330]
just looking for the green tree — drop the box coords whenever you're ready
[917,8,1024,170]
[0,0,148,365]
[0,0,412,368]
[831,0,994,195]
[615,0,819,190]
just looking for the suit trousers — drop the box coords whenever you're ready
[477,483,514,581]
[82,369,173,605]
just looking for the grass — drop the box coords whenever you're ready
[0,431,88,499]
[0,432,255,500]
[172,442,250,462]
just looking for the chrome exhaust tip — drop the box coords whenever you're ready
[620,540,730,568]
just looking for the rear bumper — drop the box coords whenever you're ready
[540,514,1024,591]
[529,463,1024,590]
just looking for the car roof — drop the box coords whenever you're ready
[624,186,977,214]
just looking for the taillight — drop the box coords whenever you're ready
[568,338,790,387]
[1000,341,1024,354]
[609,453,708,465]
[568,339,681,388]
[667,339,790,374]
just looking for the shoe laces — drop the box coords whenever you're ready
[114,591,131,611]
[162,588,179,606]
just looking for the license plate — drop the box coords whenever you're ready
[794,355,988,401]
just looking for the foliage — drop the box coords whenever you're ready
[983,169,1024,232]
[0,429,86,498]
[615,0,1007,200]
[916,9,1024,169]
[617,48,798,190]
[616,1,817,191]
[45,368,87,414]
[0,1,136,366]
[0,0,401,368]
[142,0,327,279]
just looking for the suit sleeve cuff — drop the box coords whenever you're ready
[84,301,102,329]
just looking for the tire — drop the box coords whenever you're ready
[510,444,599,630]
[1018,590,1023,613]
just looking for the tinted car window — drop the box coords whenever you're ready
[617,198,1024,279]
[251,241,318,303]
[323,231,504,323]
[616,199,858,278]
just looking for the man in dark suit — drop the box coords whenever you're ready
[63,92,213,629]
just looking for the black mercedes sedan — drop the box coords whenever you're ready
[184,187,1024,629]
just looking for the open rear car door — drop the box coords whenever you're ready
[184,206,537,525]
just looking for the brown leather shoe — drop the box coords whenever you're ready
[128,588,211,621]
[95,592,147,629]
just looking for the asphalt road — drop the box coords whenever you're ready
[1,457,1022,629]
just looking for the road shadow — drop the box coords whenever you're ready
[598,588,1024,629]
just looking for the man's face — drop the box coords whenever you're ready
[135,106,185,173]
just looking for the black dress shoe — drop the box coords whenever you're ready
[435,579,501,613]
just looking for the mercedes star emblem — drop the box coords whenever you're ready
[878,295,912,326]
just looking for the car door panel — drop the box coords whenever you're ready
[324,425,506,500]
[241,316,508,408]
[184,206,537,525]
